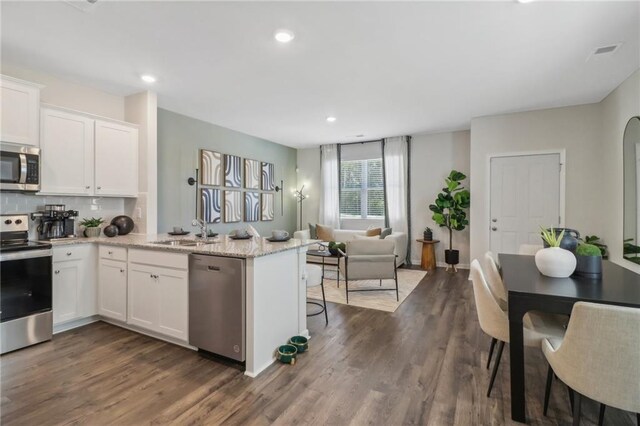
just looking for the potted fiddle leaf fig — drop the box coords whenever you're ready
[574,242,602,278]
[429,170,470,271]
[80,217,104,238]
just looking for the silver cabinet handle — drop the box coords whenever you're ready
[149,274,159,279]
[491,227,498,231]
[492,218,497,222]
[108,251,113,255]
[120,269,125,273]
[97,186,102,190]
[54,270,60,274]
[66,252,72,256]
[86,186,90,189]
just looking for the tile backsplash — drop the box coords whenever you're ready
[0,193,125,239]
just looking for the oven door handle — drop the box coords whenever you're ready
[0,249,52,262]
[18,153,27,184]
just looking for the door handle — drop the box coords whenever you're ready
[491,227,498,231]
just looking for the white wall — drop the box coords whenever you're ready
[410,131,470,266]
[469,103,603,262]
[600,69,640,272]
[296,130,471,267]
[1,63,125,120]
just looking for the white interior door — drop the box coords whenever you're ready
[490,154,561,255]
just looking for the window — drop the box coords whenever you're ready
[340,158,385,219]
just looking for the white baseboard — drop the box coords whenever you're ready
[98,318,197,350]
[53,315,100,334]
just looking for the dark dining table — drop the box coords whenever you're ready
[499,254,640,423]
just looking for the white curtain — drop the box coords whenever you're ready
[319,144,341,229]
[384,136,410,261]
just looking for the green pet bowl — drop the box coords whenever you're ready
[277,344,298,365]
[288,335,309,353]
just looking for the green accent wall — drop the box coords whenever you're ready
[157,108,298,235]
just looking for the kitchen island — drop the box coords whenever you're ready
[51,234,313,377]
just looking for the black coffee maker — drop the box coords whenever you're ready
[31,204,79,240]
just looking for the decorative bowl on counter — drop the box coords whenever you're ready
[276,344,298,365]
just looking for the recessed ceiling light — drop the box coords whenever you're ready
[517,0,535,3]
[140,74,156,83]
[326,116,337,123]
[274,30,295,43]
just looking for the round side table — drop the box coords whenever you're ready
[416,239,440,273]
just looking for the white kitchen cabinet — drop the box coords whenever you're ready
[0,75,41,146]
[127,249,188,341]
[52,245,97,325]
[40,107,94,195]
[98,258,128,321]
[94,120,138,197]
[39,107,138,197]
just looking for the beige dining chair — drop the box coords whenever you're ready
[337,239,398,304]
[470,260,566,397]
[542,302,640,426]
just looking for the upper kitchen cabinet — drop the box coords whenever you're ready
[39,105,139,197]
[40,107,94,195]
[94,120,138,197]
[0,75,42,146]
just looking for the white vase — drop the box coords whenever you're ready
[535,247,576,278]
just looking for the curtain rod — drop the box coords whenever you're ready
[337,139,383,147]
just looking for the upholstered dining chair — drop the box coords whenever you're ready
[470,260,566,397]
[337,239,398,304]
[542,302,640,426]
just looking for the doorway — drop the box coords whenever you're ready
[489,153,563,255]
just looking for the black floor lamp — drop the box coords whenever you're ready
[294,185,307,231]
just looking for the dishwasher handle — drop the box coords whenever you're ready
[207,265,221,272]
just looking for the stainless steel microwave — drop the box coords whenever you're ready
[0,144,40,192]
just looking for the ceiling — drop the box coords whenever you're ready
[1,1,639,148]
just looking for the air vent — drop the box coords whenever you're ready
[594,45,619,55]
[587,42,622,62]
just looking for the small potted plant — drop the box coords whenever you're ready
[574,242,602,278]
[80,217,104,238]
[327,241,346,256]
[423,227,433,241]
[535,227,576,278]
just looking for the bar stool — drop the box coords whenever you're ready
[306,264,328,324]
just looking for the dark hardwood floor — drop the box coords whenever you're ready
[1,268,635,425]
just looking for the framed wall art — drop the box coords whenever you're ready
[224,190,243,222]
[224,154,242,188]
[244,192,260,222]
[261,192,274,221]
[261,162,275,191]
[244,159,261,190]
[200,149,222,186]
[201,188,221,224]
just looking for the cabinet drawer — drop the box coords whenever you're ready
[99,245,127,261]
[128,249,188,270]
[53,244,91,262]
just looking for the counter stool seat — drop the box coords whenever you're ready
[306,264,328,324]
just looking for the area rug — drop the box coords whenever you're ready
[307,268,427,313]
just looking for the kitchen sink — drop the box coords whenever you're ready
[151,239,217,247]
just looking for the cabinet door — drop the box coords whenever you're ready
[157,268,188,340]
[40,108,94,195]
[53,260,81,324]
[0,77,40,146]
[94,120,138,197]
[98,259,127,321]
[127,264,159,331]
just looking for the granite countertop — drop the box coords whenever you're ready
[49,233,315,258]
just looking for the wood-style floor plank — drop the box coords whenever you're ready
[1,268,636,425]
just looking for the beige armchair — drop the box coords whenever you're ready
[542,302,640,426]
[470,260,566,397]
[337,239,398,304]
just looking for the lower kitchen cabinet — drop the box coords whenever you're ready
[52,245,96,325]
[127,250,188,341]
[98,258,128,321]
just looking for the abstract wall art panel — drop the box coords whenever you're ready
[245,192,260,222]
[201,188,221,224]
[261,162,275,191]
[244,159,261,189]
[224,154,242,188]
[261,193,274,221]
[224,190,243,222]
[200,149,222,186]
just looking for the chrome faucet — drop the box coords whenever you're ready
[192,218,208,240]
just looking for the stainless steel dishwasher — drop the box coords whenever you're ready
[189,254,245,361]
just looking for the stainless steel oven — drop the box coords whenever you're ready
[0,214,52,354]
[0,144,40,192]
